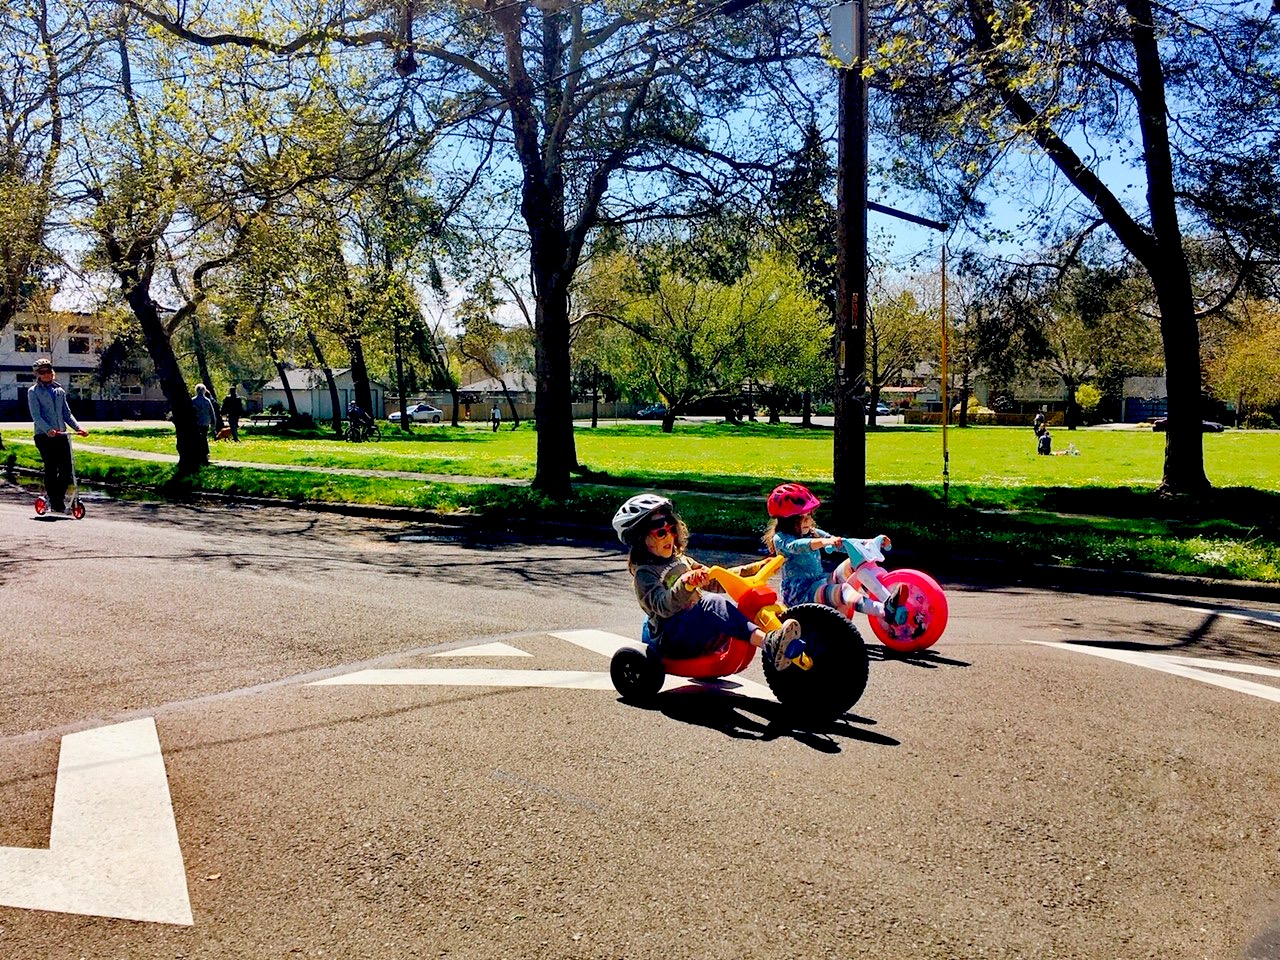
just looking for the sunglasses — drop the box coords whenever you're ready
[647,519,676,538]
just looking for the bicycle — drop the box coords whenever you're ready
[609,553,869,722]
[343,417,381,442]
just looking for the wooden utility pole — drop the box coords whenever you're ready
[832,0,868,531]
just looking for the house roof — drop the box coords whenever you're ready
[262,368,388,390]
[461,371,536,394]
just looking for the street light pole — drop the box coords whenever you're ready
[832,1,868,530]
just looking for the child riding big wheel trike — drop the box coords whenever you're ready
[829,535,948,654]
[610,554,870,722]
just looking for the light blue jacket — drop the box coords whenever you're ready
[27,380,82,437]
[773,527,835,606]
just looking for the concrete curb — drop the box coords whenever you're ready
[6,468,1278,604]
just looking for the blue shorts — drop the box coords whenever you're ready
[655,593,753,659]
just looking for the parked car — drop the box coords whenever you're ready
[1151,417,1224,432]
[635,404,668,420]
[388,402,444,424]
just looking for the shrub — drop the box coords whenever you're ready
[1243,412,1276,430]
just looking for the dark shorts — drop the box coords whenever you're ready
[656,593,753,659]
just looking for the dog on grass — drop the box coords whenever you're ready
[214,426,233,441]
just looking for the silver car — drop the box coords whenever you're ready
[388,402,444,423]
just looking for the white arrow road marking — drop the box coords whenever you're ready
[313,668,616,689]
[430,642,531,658]
[1185,607,1280,629]
[0,717,193,925]
[313,630,776,700]
[1028,642,1280,705]
[549,628,636,658]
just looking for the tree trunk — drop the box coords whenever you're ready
[500,381,520,428]
[123,280,205,473]
[271,358,298,416]
[529,259,575,495]
[1126,0,1209,495]
[307,330,343,435]
[190,312,216,414]
[344,334,373,413]
[802,389,813,428]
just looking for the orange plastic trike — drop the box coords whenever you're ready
[609,555,870,721]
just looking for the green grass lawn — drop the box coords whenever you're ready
[4,420,1278,581]
[41,420,1280,490]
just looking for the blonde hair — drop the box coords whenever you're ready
[762,514,804,554]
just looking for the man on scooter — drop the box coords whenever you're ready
[27,358,88,514]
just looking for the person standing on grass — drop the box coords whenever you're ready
[491,404,501,432]
[27,358,88,513]
[192,384,218,440]
[221,386,244,442]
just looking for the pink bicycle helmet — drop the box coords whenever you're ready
[767,483,820,518]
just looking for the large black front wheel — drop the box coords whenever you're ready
[761,603,869,722]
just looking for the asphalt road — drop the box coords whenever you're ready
[2,485,1279,960]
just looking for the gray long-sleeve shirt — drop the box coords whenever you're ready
[27,380,82,436]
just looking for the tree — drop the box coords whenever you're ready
[128,0,830,496]
[0,0,98,330]
[866,287,932,428]
[590,249,830,432]
[875,0,1280,493]
[1207,298,1280,423]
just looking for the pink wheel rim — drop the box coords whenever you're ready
[868,569,949,652]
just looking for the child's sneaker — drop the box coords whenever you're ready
[883,583,909,626]
[765,619,802,670]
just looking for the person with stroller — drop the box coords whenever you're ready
[27,358,89,514]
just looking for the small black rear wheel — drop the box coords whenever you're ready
[761,603,869,722]
[610,646,665,703]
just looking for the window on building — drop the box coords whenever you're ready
[14,321,50,353]
[67,324,100,355]
[68,373,94,399]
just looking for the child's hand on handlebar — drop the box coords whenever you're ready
[819,536,843,551]
[679,568,709,591]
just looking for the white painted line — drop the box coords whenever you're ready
[312,667,777,701]
[0,717,193,925]
[551,629,774,699]
[550,629,636,658]
[430,642,531,658]
[1028,642,1280,705]
[1186,608,1280,629]
[311,668,616,689]
[666,675,776,700]
[1157,655,1280,679]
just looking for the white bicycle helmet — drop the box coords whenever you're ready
[612,493,673,544]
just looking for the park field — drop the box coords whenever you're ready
[4,421,1278,581]
[29,420,1279,491]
